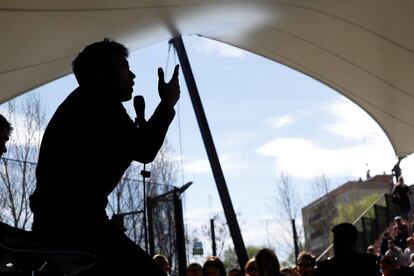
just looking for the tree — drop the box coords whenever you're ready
[187,211,234,262]
[223,246,239,271]
[311,173,331,201]
[106,140,179,272]
[332,193,380,226]
[274,172,302,264]
[107,162,145,244]
[222,245,264,271]
[0,94,45,229]
[201,214,231,258]
[305,173,335,252]
[147,141,179,270]
[276,172,300,221]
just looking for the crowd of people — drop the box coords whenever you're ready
[151,221,414,276]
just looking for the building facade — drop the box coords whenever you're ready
[301,174,393,257]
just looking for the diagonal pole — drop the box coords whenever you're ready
[170,36,248,269]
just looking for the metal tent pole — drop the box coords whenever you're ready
[170,36,248,269]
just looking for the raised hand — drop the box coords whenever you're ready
[158,65,180,108]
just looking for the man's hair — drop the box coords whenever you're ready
[0,114,12,134]
[297,251,316,266]
[255,248,280,276]
[187,262,202,272]
[153,254,168,263]
[203,256,226,276]
[244,258,257,273]
[332,222,358,246]
[72,38,129,86]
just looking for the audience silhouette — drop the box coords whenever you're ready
[315,223,380,276]
[255,248,281,276]
[203,256,226,276]
[187,262,203,276]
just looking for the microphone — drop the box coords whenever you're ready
[134,95,146,127]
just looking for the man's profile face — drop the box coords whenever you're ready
[298,258,313,275]
[106,54,136,102]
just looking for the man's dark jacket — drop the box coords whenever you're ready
[30,87,175,232]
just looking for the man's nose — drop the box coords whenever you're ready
[130,71,136,79]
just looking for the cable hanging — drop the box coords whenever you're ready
[174,46,186,187]
[164,41,186,186]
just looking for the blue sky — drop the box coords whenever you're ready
[6,36,413,261]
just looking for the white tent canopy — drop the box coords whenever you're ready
[1,0,413,157]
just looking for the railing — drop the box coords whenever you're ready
[316,192,396,261]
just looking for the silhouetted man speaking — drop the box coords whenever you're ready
[30,38,180,275]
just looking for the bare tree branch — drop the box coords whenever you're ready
[275,172,300,221]
[0,93,45,229]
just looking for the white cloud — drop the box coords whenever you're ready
[195,39,246,58]
[219,131,259,149]
[184,159,210,174]
[257,137,394,179]
[256,97,399,180]
[183,154,244,175]
[324,98,384,140]
[265,115,295,129]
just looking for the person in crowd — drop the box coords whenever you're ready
[392,176,413,226]
[296,251,315,276]
[0,114,12,157]
[391,157,404,184]
[381,255,414,276]
[255,248,281,276]
[382,232,392,256]
[394,216,410,250]
[229,268,243,276]
[280,266,299,276]
[385,239,405,267]
[381,255,399,276]
[244,258,258,276]
[367,245,382,268]
[315,222,381,276]
[29,38,180,275]
[153,254,170,275]
[187,262,203,276]
[409,253,414,268]
[203,256,226,276]
[403,236,414,266]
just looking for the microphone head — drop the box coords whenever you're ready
[134,95,145,110]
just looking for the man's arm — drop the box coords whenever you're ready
[129,65,180,163]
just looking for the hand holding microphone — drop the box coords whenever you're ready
[134,95,147,127]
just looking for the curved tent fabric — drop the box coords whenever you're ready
[1,0,414,157]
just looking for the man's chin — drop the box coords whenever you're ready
[120,92,133,102]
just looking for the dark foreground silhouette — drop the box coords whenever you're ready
[29,38,180,275]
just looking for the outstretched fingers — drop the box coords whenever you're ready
[170,65,180,83]
[158,67,165,86]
